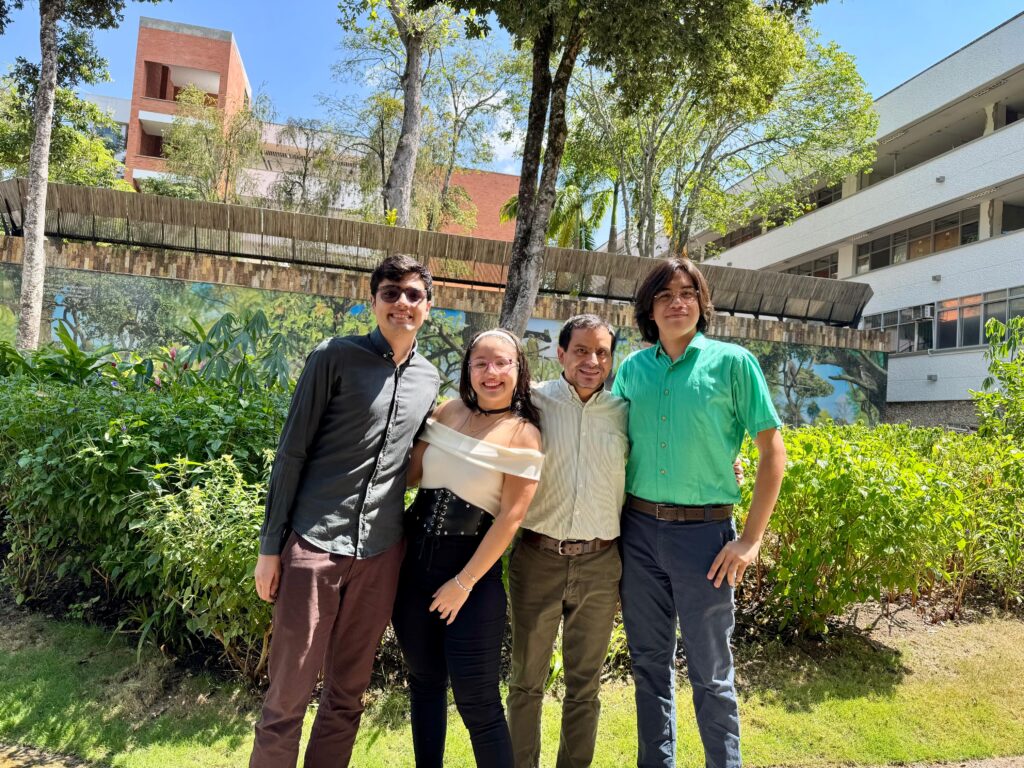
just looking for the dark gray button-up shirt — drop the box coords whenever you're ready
[258,328,440,557]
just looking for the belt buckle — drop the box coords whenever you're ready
[653,503,666,521]
[557,539,582,556]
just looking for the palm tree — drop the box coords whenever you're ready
[500,181,612,250]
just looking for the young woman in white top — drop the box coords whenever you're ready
[392,328,544,768]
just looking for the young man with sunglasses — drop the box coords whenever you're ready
[250,255,440,768]
[612,258,786,768]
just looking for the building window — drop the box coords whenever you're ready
[710,184,842,253]
[143,61,171,100]
[783,252,838,279]
[710,219,762,252]
[959,300,982,346]
[855,206,981,274]
[864,303,934,353]
[138,126,164,158]
[961,207,980,243]
[809,184,841,210]
[866,285,1024,355]
[936,306,958,349]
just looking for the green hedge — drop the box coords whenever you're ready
[737,423,1024,634]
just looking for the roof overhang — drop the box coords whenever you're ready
[0,179,873,327]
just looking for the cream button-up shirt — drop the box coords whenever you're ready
[523,376,630,540]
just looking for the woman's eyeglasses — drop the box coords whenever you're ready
[377,285,428,304]
[468,358,517,374]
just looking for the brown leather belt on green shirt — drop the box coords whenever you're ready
[626,495,733,522]
[521,529,616,556]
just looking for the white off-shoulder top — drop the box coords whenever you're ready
[419,418,544,516]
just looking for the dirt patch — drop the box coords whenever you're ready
[0,744,91,768]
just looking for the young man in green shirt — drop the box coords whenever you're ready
[611,258,786,768]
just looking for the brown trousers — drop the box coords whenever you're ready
[507,537,623,768]
[249,532,405,768]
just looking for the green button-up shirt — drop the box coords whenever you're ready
[611,333,780,506]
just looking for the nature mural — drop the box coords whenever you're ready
[0,263,886,425]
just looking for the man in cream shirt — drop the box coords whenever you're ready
[507,314,629,768]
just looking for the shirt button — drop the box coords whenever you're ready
[661,442,667,448]
[660,469,667,475]
[664,389,670,395]
[661,415,667,421]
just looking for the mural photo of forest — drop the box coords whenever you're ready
[0,263,885,424]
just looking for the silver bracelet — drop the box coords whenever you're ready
[454,573,472,592]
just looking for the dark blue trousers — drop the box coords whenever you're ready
[620,507,741,768]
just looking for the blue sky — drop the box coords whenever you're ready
[1,0,1022,157]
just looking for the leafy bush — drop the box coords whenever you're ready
[0,377,284,604]
[132,457,273,680]
[973,316,1024,445]
[0,310,289,672]
[3,309,1023,683]
[737,422,1024,634]
[737,424,949,635]
[926,430,1024,610]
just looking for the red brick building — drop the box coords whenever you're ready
[442,170,520,242]
[98,17,520,240]
[125,18,251,184]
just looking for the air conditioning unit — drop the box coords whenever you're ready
[923,305,935,318]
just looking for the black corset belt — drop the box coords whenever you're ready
[406,487,494,538]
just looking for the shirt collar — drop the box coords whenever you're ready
[654,332,708,363]
[558,372,605,406]
[369,327,418,366]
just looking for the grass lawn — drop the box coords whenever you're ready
[1,605,1023,767]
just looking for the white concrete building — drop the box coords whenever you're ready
[692,13,1024,428]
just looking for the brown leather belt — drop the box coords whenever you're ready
[522,529,616,556]
[626,495,733,522]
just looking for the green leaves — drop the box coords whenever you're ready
[737,423,1024,634]
[0,363,287,672]
[972,316,1024,446]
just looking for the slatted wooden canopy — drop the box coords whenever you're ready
[0,179,873,327]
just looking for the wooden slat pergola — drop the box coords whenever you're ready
[0,179,874,327]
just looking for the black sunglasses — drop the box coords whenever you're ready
[377,285,428,305]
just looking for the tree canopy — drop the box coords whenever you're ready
[412,0,827,333]
[161,84,270,204]
[570,13,876,258]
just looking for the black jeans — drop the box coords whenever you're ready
[392,534,511,768]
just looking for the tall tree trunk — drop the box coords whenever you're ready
[429,127,461,231]
[500,17,583,335]
[16,1,61,351]
[384,7,424,228]
[607,180,618,252]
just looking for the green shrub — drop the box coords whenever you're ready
[973,316,1024,445]
[738,423,949,635]
[0,377,285,603]
[132,457,273,681]
[926,430,1024,610]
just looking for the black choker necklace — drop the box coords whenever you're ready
[475,404,513,416]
